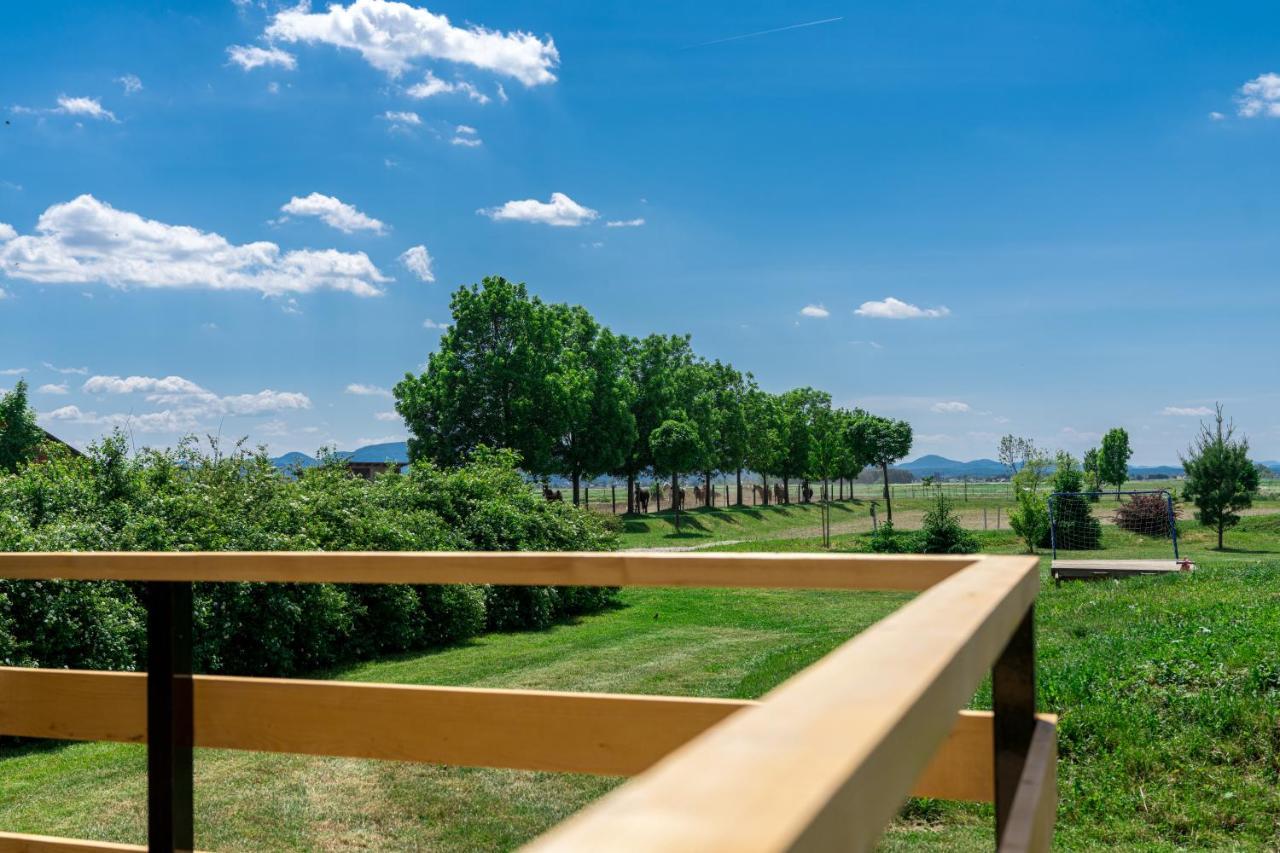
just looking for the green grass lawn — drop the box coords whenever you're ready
[3,515,1279,850]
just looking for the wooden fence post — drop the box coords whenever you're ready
[148,581,194,853]
[993,605,1036,844]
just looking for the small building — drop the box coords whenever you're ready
[36,430,84,463]
[345,441,409,480]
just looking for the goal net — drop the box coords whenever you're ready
[1048,490,1181,560]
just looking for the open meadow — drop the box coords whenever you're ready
[2,505,1278,850]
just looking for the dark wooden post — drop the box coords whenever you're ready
[148,581,194,853]
[993,604,1036,845]
[612,484,617,514]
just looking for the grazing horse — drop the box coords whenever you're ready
[753,484,764,503]
[773,483,786,504]
[543,486,564,502]
[634,486,650,513]
[802,485,814,503]
[693,485,704,505]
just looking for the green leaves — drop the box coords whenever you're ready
[1180,404,1260,548]
[1100,427,1133,493]
[0,380,45,475]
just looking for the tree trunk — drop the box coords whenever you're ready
[1218,519,1224,550]
[762,474,769,506]
[736,469,743,506]
[626,472,636,514]
[672,472,680,531]
[572,472,581,506]
[783,475,790,504]
[705,471,713,507]
[882,463,893,522]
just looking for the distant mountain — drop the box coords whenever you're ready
[1129,465,1184,479]
[900,455,1007,480]
[270,451,321,471]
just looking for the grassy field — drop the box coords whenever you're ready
[2,514,1279,849]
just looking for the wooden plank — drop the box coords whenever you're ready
[523,555,1040,852]
[0,551,976,591]
[0,668,746,776]
[0,832,146,852]
[1051,559,1192,580]
[996,719,1058,853]
[0,667,1040,800]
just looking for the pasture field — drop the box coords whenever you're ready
[1,514,1278,849]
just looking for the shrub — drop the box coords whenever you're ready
[1041,453,1102,551]
[1009,483,1049,555]
[868,520,909,553]
[0,433,620,675]
[1114,493,1177,537]
[918,492,977,554]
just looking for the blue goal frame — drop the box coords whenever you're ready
[1048,489,1180,561]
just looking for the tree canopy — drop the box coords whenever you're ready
[0,381,44,475]
[395,277,913,508]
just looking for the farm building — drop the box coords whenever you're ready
[346,441,410,480]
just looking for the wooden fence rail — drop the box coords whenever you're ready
[0,551,1051,852]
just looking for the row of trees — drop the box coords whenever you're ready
[394,277,915,528]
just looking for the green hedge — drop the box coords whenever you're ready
[0,435,619,676]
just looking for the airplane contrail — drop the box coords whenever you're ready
[687,16,845,49]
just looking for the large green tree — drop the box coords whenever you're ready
[0,380,44,474]
[778,387,830,503]
[394,277,563,475]
[547,305,636,505]
[744,390,783,505]
[649,416,703,532]
[1180,405,1260,550]
[616,334,695,513]
[849,413,913,522]
[1099,427,1132,499]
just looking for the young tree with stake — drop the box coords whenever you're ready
[1181,404,1260,550]
[849,414,913,523]
[1099,427,1132,499]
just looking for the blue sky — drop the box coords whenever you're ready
[2,0,1279,464]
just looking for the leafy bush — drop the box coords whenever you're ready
[1114,493,1177,537]
[918,492,977,554]
[1009,481,1050,555]
[0,434,619,676]
[868,520,910,553]
[1041,453,1102,551]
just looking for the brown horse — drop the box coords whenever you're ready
[634,486,650,513]
[542,486,563,502]
[773,483,786,504]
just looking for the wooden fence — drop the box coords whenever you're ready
[0,551,1052,852]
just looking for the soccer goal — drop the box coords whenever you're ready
[1048,489,1194,580]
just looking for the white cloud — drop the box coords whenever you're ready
[0,223,15,242]
[931,401,971,414]
[43,362,88,375]
[479,192,598,227]
[1209,111,1225,121]
[264,0,559,85]
[56,96,116,122]
[423,318,448,329]
[606,218,645,228]
[0,368,27,376]
[451,135,483,147]
[849,340,883,349]
[374,411,402,421]
[46,375,311,434]
[84,375,206,395]
[381,110,422,125]
[1161,405,1214,417]
[1237,73,1280,118]
[37,383,68,395]
[116,74,143,95]
[0,195,388,298]
[399,245,435,282]
[279,192,386,234]
[405,71,490,103]
[799,304,829,318]
[456,124,477,135]
[855,297,950,320]
[227,44,298,71]
[346,383,392,397]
